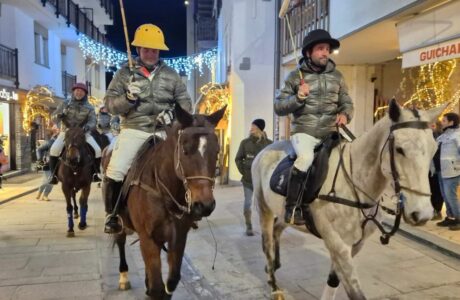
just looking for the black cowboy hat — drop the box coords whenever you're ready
[301,29,340,57]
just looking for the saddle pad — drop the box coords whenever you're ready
[269,155,295,196]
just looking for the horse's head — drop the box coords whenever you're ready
[64,127,86,167]
[172,104,226,220]
[381,99,446,225]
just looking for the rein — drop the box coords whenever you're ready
[61,143,94,175]
[131,127,216,219]
[318,121,429,245]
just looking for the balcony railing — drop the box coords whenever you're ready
[0,44,19,88]
[62,71,77,99]
[197,17,217,41]
[100,0,114,20]
[281,0,329,57]
[41,0,109,46]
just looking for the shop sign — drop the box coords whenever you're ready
[0,88,18,101]
[402,37,460,68]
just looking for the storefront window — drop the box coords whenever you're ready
[0,102,10,171]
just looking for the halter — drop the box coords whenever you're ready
[319,120,430,245]
[61,142,94,175]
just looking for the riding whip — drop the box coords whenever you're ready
[118,0,133,71]
[279,0,304,84]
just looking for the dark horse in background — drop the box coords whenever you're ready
[103,104,226,299]
[58,120,109,237]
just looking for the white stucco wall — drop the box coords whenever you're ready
[0,2,107,99]
[218,0,276,181]
[329,0,419,39]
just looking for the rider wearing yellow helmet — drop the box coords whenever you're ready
[103,24,192,234]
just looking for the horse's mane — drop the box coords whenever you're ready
[65,127,86,145]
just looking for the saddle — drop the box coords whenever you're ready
[270,132,341,201]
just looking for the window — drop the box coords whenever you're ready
[94,64,100,89]
[34,22,49,67]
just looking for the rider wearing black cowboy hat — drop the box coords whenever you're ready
[274,29,354,225]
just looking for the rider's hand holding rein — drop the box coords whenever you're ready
[126,80,142,102]
[336,113,348,126]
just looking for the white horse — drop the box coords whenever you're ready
[252,100,445,300]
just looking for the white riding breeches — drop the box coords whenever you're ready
[104,132,115,143]
[49,131,102,158]
[106,128,165,182]
[290,133,320,172]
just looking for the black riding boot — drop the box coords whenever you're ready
[284,167,308,225]
[92,157,102,182]
[104,177,123,234]
[48,156,60,185]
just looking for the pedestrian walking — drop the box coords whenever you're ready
[235,119,272,235]
[436,112,460,230]
[36,126,59,201]
[430,121,444,220]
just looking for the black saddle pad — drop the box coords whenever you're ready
[269,132,341,199]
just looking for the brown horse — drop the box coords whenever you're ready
[58,126,95,237]
[105,104,226,299]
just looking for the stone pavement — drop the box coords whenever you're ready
[0,172,42,203]
[186,184,460,300]
[0,178,460,299]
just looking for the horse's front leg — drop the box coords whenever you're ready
[139,234,164,300]
[78,185,91,230]
[116,231,130,290]
[321,228,366,300]
[72,189,79,219]
[165,226,189,299]
[321,265,340,300]
[62,186,74,237]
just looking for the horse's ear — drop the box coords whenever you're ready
[206,105,227,127]
[388,99,401,122]
[426,102,449,123]
[174,103,193,128]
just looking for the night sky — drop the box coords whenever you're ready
[106,0,187,58]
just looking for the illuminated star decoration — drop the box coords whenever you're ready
[78,34,217,77]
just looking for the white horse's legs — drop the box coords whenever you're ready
[320,266,340,300]
[321,230,366,300]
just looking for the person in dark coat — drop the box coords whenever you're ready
[235,119,272,235]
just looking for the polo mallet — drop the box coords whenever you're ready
[279,0,304,85]
[119,0,133,72]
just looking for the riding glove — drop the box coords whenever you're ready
[126,81,142,101]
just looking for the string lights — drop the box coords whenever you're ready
[374,58,459,118]
[22,86,55,134]
[78,34,217,77]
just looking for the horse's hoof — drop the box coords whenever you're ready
[66,231,75,238]
[118,281,131,290]
[78,223,87,230]
[271,290,285,300]
[73,213,79,219]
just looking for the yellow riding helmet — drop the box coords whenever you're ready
[131,24,169,51]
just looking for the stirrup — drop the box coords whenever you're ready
[104,214,123,234]
[288,206,305,226]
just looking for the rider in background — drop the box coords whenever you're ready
[97,105,115,143]
[48,82,101,184]
[274,29,354,225]
[36,125,60,201]
[103,23,192,234]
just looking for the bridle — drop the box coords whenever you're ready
[319,120,430,245]
[133,127,217,219]
[62,141,93,175]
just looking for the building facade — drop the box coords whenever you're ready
[0,0,113,172]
